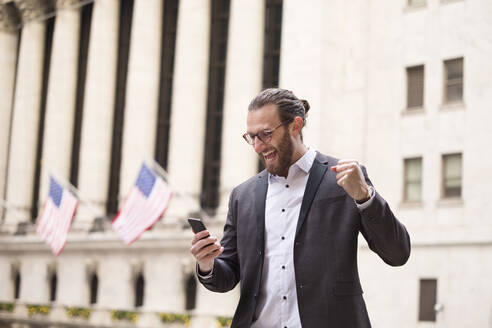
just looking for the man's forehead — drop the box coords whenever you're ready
[246,104,280,131]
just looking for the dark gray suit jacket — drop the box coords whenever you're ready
[199,152,411,327]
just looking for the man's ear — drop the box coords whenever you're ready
[291,116,304,136]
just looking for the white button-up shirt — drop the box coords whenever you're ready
[251,148,316,328]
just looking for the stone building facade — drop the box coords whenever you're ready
[0,0,491,327]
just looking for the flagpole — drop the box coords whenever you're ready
[149,160,212,221]
[150,159,170,182]
[49,174,105,219]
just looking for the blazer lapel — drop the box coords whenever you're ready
[255,171,268,255]
[295,156,328,236]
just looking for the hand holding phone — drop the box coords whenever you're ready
[188,218,208,235]
[189,218,223,273]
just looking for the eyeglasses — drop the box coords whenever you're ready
[242,120,292,145]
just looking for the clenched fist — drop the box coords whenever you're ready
[331,159,371,203]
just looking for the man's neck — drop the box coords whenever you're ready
[291,143,308,165]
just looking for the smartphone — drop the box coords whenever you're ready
[188,218,208,235]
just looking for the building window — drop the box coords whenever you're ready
[89,273,98,305]
[406,65,424,109]
[32,15,56,222]
[408,0,426,6]
[49,272,57,302]
[201,0,231,212]
[404,157,422,202]
[258,0,283,173]
[13,269,21,300]
[419,279,437,321]
[70,1,94,187]
[262,0,283,89]
[185,275,197,310]
[134,273,145,308]
[155,0,179,171]
[442,153,462,198]
[107,0,135,215]
[443,58,463,104]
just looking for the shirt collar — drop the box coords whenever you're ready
[268,147,316,182]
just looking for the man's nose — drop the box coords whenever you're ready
[253,136,266,153]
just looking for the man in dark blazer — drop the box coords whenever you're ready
[191,88,410,327]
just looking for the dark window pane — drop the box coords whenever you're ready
[89,273,98,304]
[407,65,424,108]
[134,274,144,307]
[201,0,231,212]
[419,279,437,321]
[32,16,56,222]
[262,0,283,90]
[49,273,57,302]
[14,271,21,299]
[71,2,93,187]
[155,0,179,170]
[185,275,196,310]
[107,0,134,215]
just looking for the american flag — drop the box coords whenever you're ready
[36,176,78,256]
[112,163,172,244]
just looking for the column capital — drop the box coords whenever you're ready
[0,3,21,32]
[13,0,53,22]
[55,0,81,10]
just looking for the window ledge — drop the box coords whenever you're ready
[440,101,465,111]
[437,197,463,207]
[399,201,424,209]
[441,0,464,5]
[404,3,427,13]
[402,107,425,115]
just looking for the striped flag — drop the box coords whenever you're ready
[36,176,78,256]
[112,163,172,244]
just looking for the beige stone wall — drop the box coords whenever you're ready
[0,0,491,327]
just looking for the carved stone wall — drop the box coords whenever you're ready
[13,0,53,22]
[0,3,20,32]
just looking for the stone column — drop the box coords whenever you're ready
[0,4,20,222]
[119,0,162,200]
[166,0,210,219]
[4,0,50,232]
[75,0,119,229]
[280,0,324,150]
[39,0,81,205]
[218,0,264,215]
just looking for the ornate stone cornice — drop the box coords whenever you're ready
[13,0,53,23]
[0,3,21,33]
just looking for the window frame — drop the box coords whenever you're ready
[441,153,462,199]
[403,157,423,203]
[443,57,464,105]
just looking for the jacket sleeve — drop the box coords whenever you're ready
[359,167,411,266]
[198,189,241,292]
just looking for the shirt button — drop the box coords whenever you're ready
[286,184,289,188]
[282,265,285,269]
[281,208,285,212]
[281,236,285,240]
[283,296,287,300]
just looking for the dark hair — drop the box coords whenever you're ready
[248,88,310,131]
